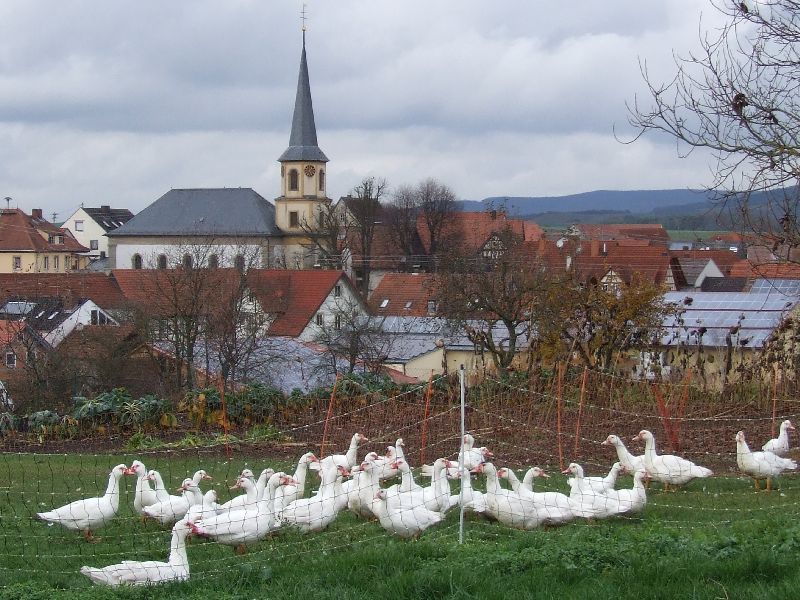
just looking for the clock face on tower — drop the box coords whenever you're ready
[304,165,316,177]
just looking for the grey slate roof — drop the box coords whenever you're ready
[278,37,328,163]
[83,206,134,232]
[107,188,281,237]
[661,291,799,349]
[700,277,748,292]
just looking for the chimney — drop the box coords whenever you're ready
[538,236,546,253]
[590,239,600,257]
[101,205,111,212]
[31,208,43,219]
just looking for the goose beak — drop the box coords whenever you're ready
[600,439,610,446]
[540,471,550,478]
[560,467,571,475]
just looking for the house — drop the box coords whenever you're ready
[107,34,331,272]
[0,208,90,274]
[636,290,800,386]
[0,297,118,348]
[567,223,670,244]
[246,269,365,341]
[371,273,438,317]
[669,249,740,290]
[61,205,134,261]
[0,272,127,314]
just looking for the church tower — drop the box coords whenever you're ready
[275,30,331,258]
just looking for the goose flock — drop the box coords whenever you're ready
[31,425,798,587]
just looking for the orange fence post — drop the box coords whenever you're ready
[652,383,678,454]
[557,362,565,470]
[319,375,340,459]
[419,371,435,466]
[574,366,588,456]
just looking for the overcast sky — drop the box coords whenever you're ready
[0,1,728,219]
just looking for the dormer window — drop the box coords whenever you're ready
[288,169,299,191]
[48,234,64,245]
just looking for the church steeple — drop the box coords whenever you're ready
[278,33,328,163]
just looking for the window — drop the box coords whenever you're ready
[379,299,389,308]
[132,254,143,269]
[208,254,219,269]
[289,211,299,228]
[157,254,167,269]
[12,256,21,271]
[65,256,71,270]
[334,284,341,297]
[53,256,59,271]
[404,301,413,310]
[316,314,324,326]
[74,220,84,232]
[90,240,99,250]
[234,254,245,271]
[48,234,64,245]
[182,254,193,269]
[43,256,49,270]
[319,170,325,191]
[334,315,342,330]
[5,351,15,369]
[427,300,437,315]
[91,309,109,325]
[288,169,299,191]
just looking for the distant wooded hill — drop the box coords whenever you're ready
[457,188,798,230]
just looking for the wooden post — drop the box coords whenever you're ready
[419,371,435,466]
[319,375,340,459]
[574,366,588,456]
[557,362,565,471]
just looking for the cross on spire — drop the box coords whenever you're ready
[301,4,308,32]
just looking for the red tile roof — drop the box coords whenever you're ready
[574,223,670,242]
[370,273,437,316]
[0,272,125,308]
[730,261,800,279]
[524,239,671,285]
[246,269,356,337]
[0,320,25,346]
[0,209,87,252]
[417,211,543,255]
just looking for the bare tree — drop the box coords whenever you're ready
[344,176,387,294]
[385,184,422,261]
[311,296,392,375]
[434,229,543,370]
[299,202,348,270]
[416,178,459,258]
[628,0,800,251]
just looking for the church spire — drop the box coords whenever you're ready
[278,26,328,163]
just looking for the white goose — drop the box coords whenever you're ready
[127,460,169,514]
[319,433,367,470]
[567,462,624,494]
[562,463,621,520]
[420,434,494,478]
[191,472,294,553]
[474,462,540,530]
[347,454,382,519]
[448,466,487,514]
[499,467,574,525]
[37,463,128,541]
[634,430,713,491]
[217,468,271,512]
[273,452,319,515]
[80,520,192,586]
[737,430,797,491]
[183,488,221,524]
[373,439,404,480]
[604,468,648,515]
[389,458,453,513]
[281,461,351,532]
[371,488,443,539]
[601,434,646,474]
[762,420,795,457]
[142,475,202,525]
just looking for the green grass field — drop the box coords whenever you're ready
[2,451,800,599]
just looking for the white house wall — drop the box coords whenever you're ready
[43,300,118,347]
[299,279,365,342]
[115,242,266,269]
[62,208,111,259]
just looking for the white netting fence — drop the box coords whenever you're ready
[2,367,800,587]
